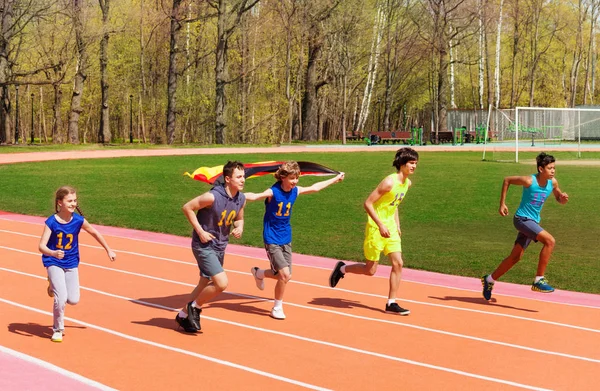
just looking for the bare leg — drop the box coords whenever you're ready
[344,261,378,276]
[192,272,228,307]
[387,252,403,300]
[535,230,555,277]
[491,243,525,281]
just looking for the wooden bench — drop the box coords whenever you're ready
[432,131,454,143]
[369,131,412,144]
[344,132,362,141]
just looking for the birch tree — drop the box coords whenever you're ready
[356,2,385,135]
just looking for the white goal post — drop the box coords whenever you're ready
[483,106,600,162]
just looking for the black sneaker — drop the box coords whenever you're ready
[329,261,346,288]
[385,302,410,315]
[175,314,198,333]
[481,275,494,301]
[186,302,202,330]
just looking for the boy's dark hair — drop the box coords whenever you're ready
[393,147,419,170]
[536,152,555,171]
[223,160,245,178]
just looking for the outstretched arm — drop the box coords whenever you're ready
[499,175,532,216]
[552,178,569,204]
[82,220,116,261]
[244,188,273,202]
[297,173,345,195]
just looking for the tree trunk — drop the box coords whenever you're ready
[99,0,111,144]
[215,0,228,144]
[52,84,63,144]
[0,1,13,144]
[494,0,504,108]
[166,0,182,145]
[301,23,322,141]
[68,0,87,145]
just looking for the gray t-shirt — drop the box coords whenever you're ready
[191,184,246,252]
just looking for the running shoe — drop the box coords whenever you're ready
[531,278,554,293]
[186,302,202,330]
[51,331,62,342]
[329,261,346,288]
[251,267,265,291]
[385,302,410,315]
[270,307,286,320]
[175,314,198,333]
[481,275,494,301]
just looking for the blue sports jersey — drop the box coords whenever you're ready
[263,182,298,245]
[515,174,553,223]
[42,213,85,269]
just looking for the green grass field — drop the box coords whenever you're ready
[1,150,598,294]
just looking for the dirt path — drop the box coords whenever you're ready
[2,143,597,165]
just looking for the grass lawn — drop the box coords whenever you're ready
[0,150,598,294]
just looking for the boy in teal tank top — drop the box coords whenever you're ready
[482,153,569,300]
[329,147,419,315]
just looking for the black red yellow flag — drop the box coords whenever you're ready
[184,161,340,185]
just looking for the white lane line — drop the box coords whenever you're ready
[1,227,598,311]
[0,281,552,391]
[1,263,599,365]
[0,298,329,391]
[0,345,117,391]
[1,243,598,335]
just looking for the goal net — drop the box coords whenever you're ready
[483,106,600,162]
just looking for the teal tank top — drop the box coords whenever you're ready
[515,174,553,223]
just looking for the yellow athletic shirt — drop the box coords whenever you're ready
[367,173,410,228]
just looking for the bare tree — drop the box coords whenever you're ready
[98,0,111,144]
[212,0,260,144]
[301,0,341,141]
[166,0,183,145]
[68,0,88,144]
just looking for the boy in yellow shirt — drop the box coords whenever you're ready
[329,147,418,315]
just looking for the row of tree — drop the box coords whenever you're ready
[0,0,598,145]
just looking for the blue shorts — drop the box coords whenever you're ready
[191,244,225,278]
[513,215,544,250]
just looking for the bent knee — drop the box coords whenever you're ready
[365,263,378,276]
[67,298,80,305]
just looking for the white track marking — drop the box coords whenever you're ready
[0,242,598,334]
[0,286,551,391]
[0,298,329,390]
[1,262,599,365]
[0,345,117,390]
[1,226,598,311]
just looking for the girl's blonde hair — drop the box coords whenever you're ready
[274,161,300,181]
[55,186,84,216]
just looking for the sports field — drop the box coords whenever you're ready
[1,145,599,390]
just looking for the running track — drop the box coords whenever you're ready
[1,211,599,390]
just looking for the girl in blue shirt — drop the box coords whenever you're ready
[39,186,116,342]
[482,153,569,300]
[245,161,344,320]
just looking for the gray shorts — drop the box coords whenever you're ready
[513,215,544,250]
[264,243,292,274]
[192,244,225,278]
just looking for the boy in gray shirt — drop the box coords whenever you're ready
[176,161,246,332]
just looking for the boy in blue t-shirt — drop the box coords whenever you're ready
[482,153,569,301]
[245,161,344,319]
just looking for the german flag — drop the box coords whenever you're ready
[184,161,340,185]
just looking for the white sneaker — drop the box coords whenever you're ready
[270,307,286,320]
[51,331,63,342]
[251,267,264,291]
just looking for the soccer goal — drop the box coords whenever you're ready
[483,106,600,162]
